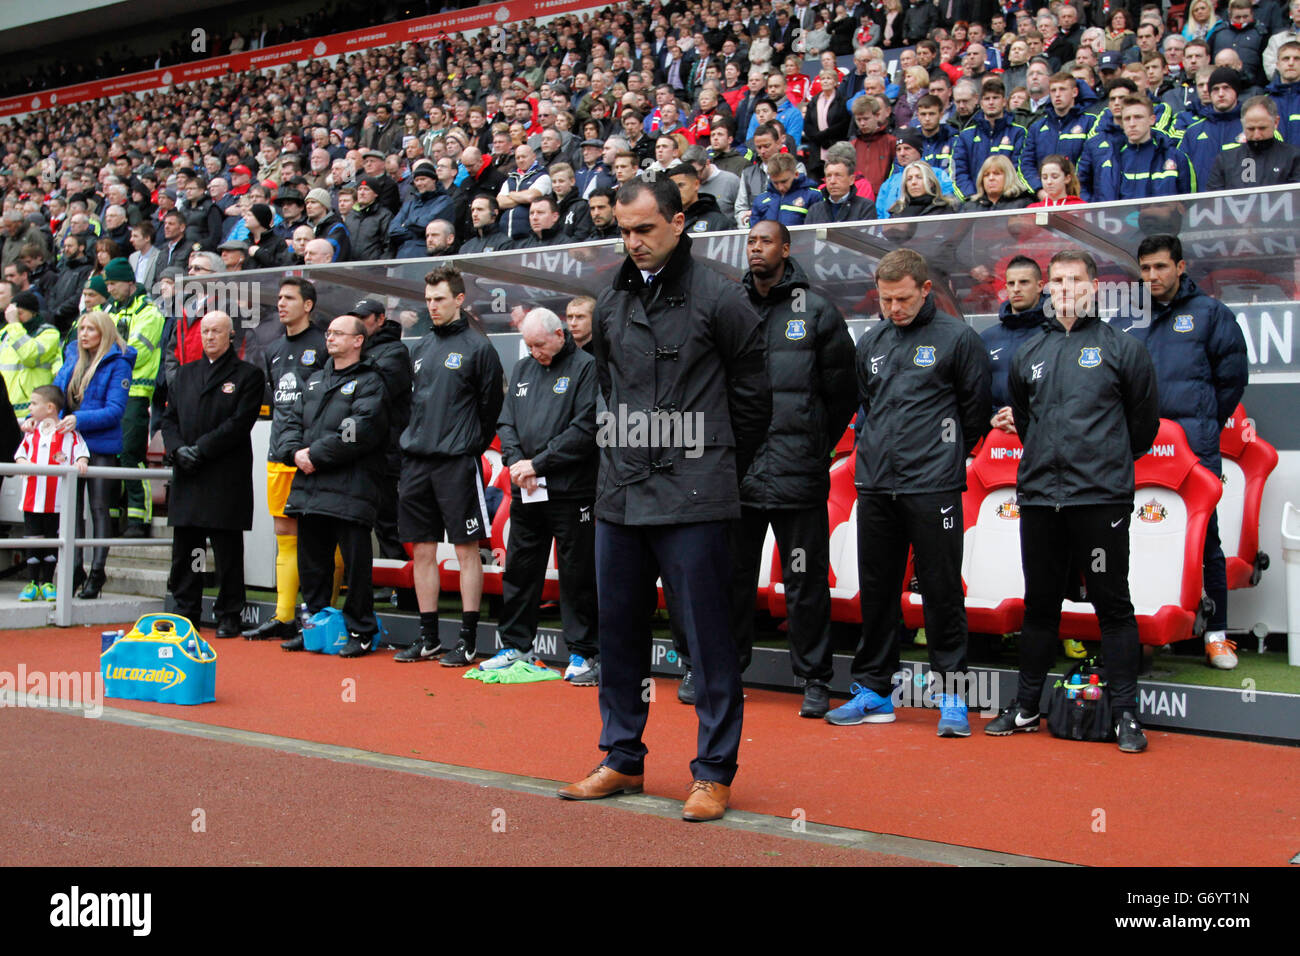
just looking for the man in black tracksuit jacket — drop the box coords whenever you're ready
[352,298,414,561]
[734,223,856,717]
[495,311,600,681]
[998,250,1160,752]
[826,248,991,736]
[274,315,389,656]
[395,266,505,666]
[558,179,770,822]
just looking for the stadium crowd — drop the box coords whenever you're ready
[0,0,1278,816]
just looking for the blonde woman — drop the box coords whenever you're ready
[962,155,1034,211]
[1181,0,1224,42]
[51,310,134,598]
[889,161,957,217]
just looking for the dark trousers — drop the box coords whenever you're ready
[1016,503,1141,715]
[119,396,151,525]
[498,497,598,658]
[732,505,834,682]
[169,526,245,626]
[596,519,742,784]
[23,512,60,583]
[75,452,118,572]
[1203,512,1227,631]
[297,513,376,637]
[374,469,406,560]
[853,491,969,695]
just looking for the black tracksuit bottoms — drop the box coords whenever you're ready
[852,490,969,695]
[297,513,377,637]
[498,497,598,659]
[1016,503,1141,715]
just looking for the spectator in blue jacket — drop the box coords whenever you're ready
[388,160,454,259]
[750,153,823,225]
[876,130,956,218]
[983,256,1049,422]
[1266,40,1300,144]
[1078,79,1136,199]
[952,77,1029,198]
[1092,96,1196,201]
[51,309,134,598]
[1021,71,1094,193]
[913,95,957,170]
[1181,67,1247,184]
[1131,234,1249,670]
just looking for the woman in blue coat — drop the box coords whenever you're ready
[52,310,135,598]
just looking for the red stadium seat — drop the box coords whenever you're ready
[831,419,856,462]
[1218,405,1278,589]
[373,542,416,590]
[1059,420,1223,646]
[901,428,1024,634]
[825,456,862,623]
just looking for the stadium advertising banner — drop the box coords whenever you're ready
[0,0,602,118]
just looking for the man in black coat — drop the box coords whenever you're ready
[351,298,412,561]
[669,164,735,234]
[161,311,265,637]
[1207,95,1300,189]
[493,308,600,684]
[274,314,389,658]
[735,222,856,718]
[558,178,771,823]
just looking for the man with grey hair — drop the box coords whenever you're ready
[2,209,48,270]
[425,219,456,256]
[161,309,265,638]
[101,204,131,248]
[491,307,600,683]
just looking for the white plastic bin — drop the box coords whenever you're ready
[1282,502,1300,667]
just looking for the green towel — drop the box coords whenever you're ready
[464,660,562,684]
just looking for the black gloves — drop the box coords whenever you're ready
[173,446,202,472]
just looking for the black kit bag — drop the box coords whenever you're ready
[1046,656,1116,742]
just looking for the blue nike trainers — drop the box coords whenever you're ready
[936,694,971,737]
[824,683,896,725]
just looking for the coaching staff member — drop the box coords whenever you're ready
[738,220,856,718]
[351,298,413,562]
[492,307,600,684]
[826,249,991,737]
[558,177,770,823]
[1132,234,1248,670]
[992,249,1160,753]
[161,311,264,636]
[394,266,504,666]
[274,315,389,658]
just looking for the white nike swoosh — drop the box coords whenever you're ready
[871,355,886,364]
[1015,711,1038,727]
[1122,326,1134,333]
[941,506,954,514]
[989,348,1002,356]
[1111,517,1125,527]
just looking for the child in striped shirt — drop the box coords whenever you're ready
[14,385,88,601]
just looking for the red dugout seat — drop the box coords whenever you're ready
[1218,405,1278,589]
[1058,420,1223,646]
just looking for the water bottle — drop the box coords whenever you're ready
[298,602,313,629]
[100,629,122,653]
[1081,674,1103,701]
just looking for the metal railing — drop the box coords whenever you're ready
[0,462,173,626]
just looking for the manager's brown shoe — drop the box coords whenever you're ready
[682,779,730,821]
[558,765,644,800]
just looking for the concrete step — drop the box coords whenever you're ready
[103,565,169,599]
[0,579,162,627]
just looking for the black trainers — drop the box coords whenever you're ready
[243,617,296,641]
[677,668,696,705]
[438,637,477,667]
[1115,711,1148,753]
[799,680,830,719]
[394,636,442,662]
[280,634,306,652]
[985,700,1041,735]
[339,633,373,658]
